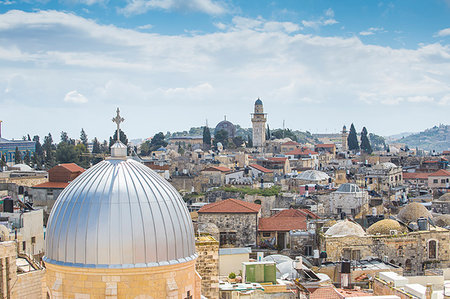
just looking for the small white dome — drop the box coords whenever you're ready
[325,219,366,237]
[297,170,329,182]
[373,162,397,170]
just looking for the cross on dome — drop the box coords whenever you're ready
[112,107,124,142]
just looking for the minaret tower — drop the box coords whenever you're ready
[251,98,267,150]
[341,125,348,151]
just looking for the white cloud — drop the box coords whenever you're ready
[137,24,153,30]
[325,8,334,18]
[0,10,449,138]
[120,0,228,16]
[359,27,384,36]
[64,90,88,103]
[437,28,450,37]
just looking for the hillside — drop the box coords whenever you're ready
[393,124,449,152]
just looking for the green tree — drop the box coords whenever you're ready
[347,123,359,151]
[74,143,90,168]
[91,138,103,165]
[0,153,6,168]
[109,129,128,147]
[232,136,245,148]
[369,133,386,151]
[360,127,373,154]
[271,129,298,142]
[80,128,88,148]
[202,126,211,149]
[23,150,31,166]
[14,147,22,164]
[32,135,44,168]
[32,151,42,169]
[43,133,56,169]
[247,134,253,148]
[60,131,69,143]
[56,142,77,163]
[140,141,151,156]
[178,144,185,155]
[150,132,168,152]
[214,129,228,148]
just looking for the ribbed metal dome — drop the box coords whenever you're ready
[44,158,196,269]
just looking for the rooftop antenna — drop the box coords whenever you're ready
[205,118,209,128]
[112,107,124,142]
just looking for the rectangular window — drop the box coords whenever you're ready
[220,232,236,246]
[337,208,342,214]
[304,246,313,256]
[262,232,271,238]
[441,179,446,184]
[22,241,26,251]
[47,189,53,196]
[31,236,36,244]
[433,179,438,184]
[352,250,361,261]
[343,248,351,260]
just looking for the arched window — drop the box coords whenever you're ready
[254,199,261,205]
[428,240,438,259]
[405,259,412,271]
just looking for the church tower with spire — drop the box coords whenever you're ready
[251,98,267,150]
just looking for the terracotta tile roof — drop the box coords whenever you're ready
[58,163,85,173]
[335,288,372,297]
[258,209,318,232]
[403,172,430,179]
[308,286,341,299]
[198,198,261,214]
[423,160,439,163]
[429,169,450,177]
[202,166,232,172]
[249,164,273,173]
[282,141,299,146]
[285,148,318,156]
[315,144,336,148]
[443,151,450,155]
[267,157,287,162]
[146,164,170,171]
[32,182,69,189]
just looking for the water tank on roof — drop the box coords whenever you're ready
[3,198,13,213]
[417,217,428,231]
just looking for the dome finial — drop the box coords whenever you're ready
[111,107,127,158]
[112,107,125,142]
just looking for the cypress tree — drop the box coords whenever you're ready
[80,128,88,148]
[14,147,22,164]
[347,123,359,151]
[266,125,271,140]
[202,126,211,149]
[360,127,373,154]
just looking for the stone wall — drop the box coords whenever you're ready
[16,270,45,299]
[45,259,201,299]
[196,235,219,299]
[198,213,258,247]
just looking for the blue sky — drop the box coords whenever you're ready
[0,0,449,141]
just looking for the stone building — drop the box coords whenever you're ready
[195,235,219,299]
[43,111,201,298]
[251,98,267,150]
[357,162,403,192]
[214,117,236,139]
[428,169,450,189]
[322,215,450,275]
[431,192,450,214]
[198,198,261,247]
[328,183,369,217]
[0,240,45,298]
[200,166,232,186]
[31,163,85,223]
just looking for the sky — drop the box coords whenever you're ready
[0,0,449,142]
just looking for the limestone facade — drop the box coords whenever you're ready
[195,235,219,299]
[323,228,450,275]
[198,213,259,247]
[251,101,267,149]
[44,259,201,299]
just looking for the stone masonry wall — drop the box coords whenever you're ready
[196,236,219,299]
[198,213,258,247]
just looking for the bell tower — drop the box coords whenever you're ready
[251,98,267,150]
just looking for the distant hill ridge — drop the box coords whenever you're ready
[393,124,449,152]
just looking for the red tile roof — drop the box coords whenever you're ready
[258,209,318,232]
[32,182,69,189]
[308,286,341,299]
[282,141,299,146]
[423,160,439,163]
[429,169,450,177]
[315,144,336,148]
[403,172,430,179]
[58,163,85,173]
[202,166,232,172]
[443,151,450,155]
[285,148,318,156]
[198,198,261,214]
[267,157,287,162]
[249,164,273,173]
